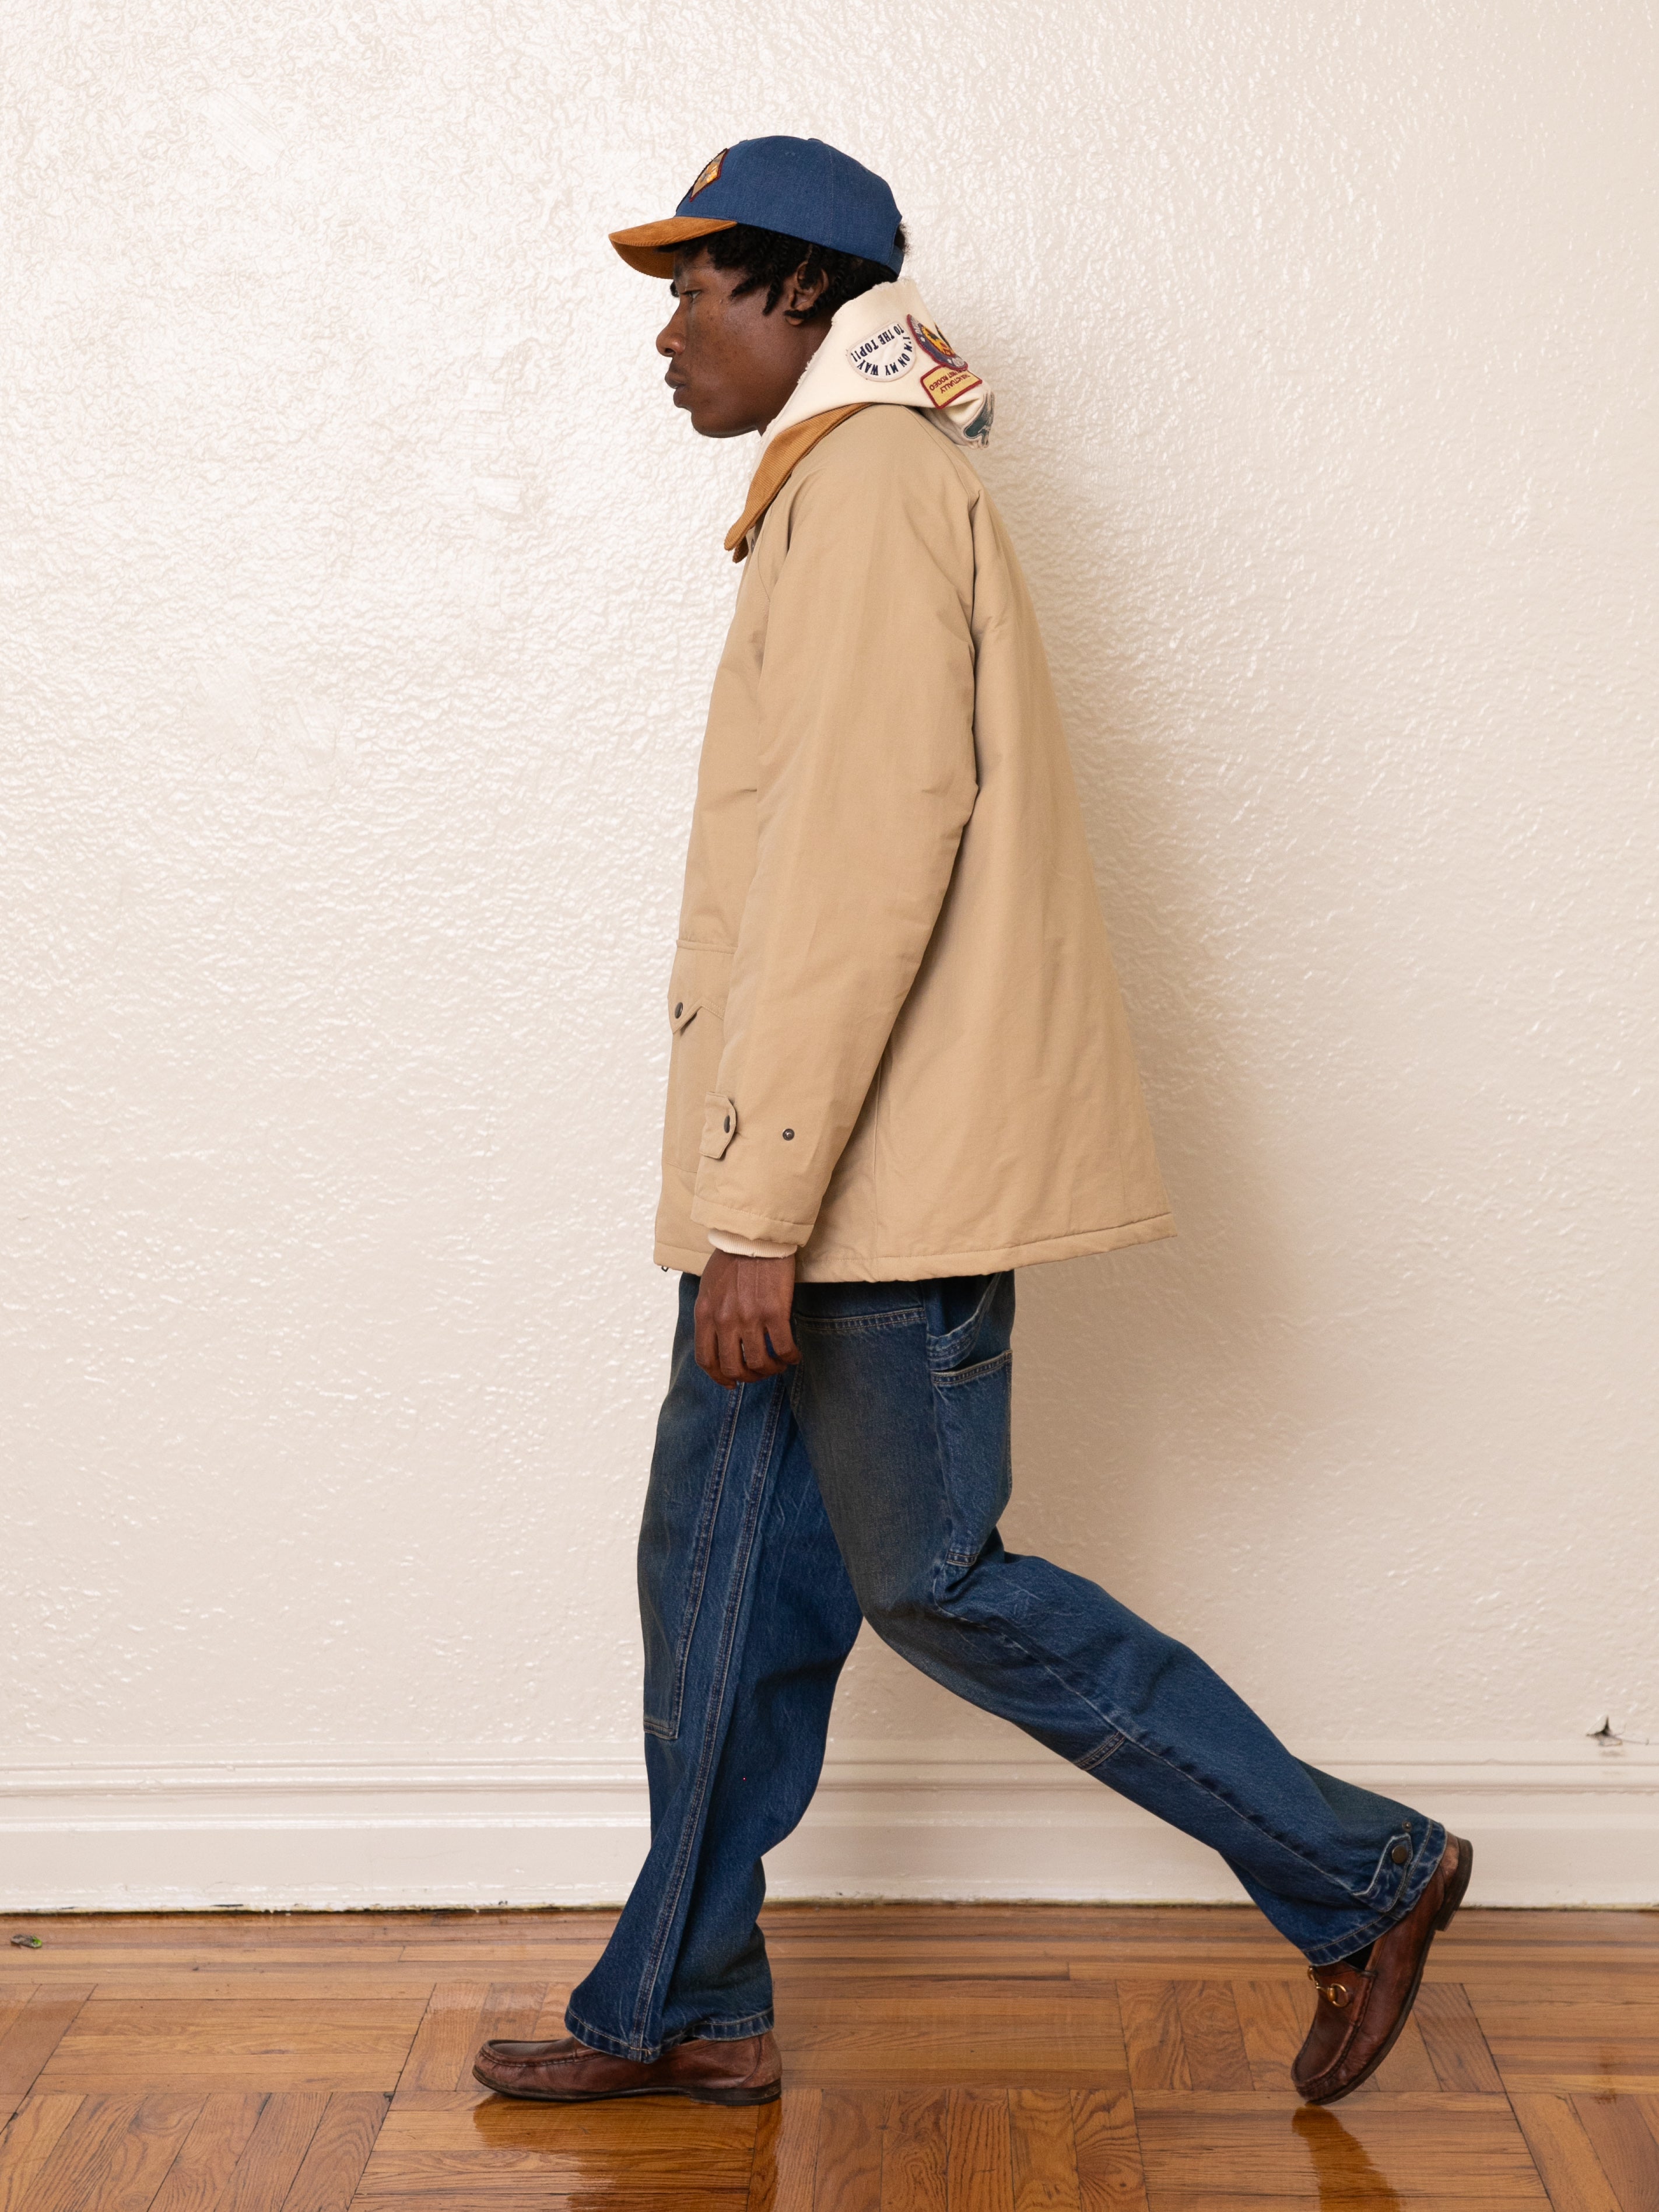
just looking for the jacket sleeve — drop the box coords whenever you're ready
[692,432,980,1249]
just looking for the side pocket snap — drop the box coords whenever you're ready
[701,1093,738,1161]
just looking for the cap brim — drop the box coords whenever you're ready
[608,216,738,277]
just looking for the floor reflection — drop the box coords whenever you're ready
[469,2086,761,2200]
[1293,2106,1405,2207]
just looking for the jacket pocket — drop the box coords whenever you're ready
[664,942,734,1185]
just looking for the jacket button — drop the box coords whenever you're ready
[674,1001,683,1018]
[782,1128,794,1140]
[723,1116,731,1133]
[1390,1842,1410,1865]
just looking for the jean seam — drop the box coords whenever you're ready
[925,1272,1005,1369]
[674,2007,774,2043]
[643,1383,743,1741]
[565,2004,776,2058]
[972,1608,1408,1919]
[628,1376,790,2060]
[1076,1728,1128,1772]
[793,1308,925,1338]
[933,1349,1013,1389]
[1107,1723,1429,1918]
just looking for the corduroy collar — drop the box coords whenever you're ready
[722,405,868,562]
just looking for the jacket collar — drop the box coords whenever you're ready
[723,405,868,562]
[724,281,994,563]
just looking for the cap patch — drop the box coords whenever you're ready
[686,148,728,199]
[907,316,968,371]
[921,362,984,409]
[847,321,915,380]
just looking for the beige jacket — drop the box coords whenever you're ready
[655,404,1174,1280]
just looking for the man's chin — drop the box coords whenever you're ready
[674,392,755,441]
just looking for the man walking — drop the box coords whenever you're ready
[474,136,1470,2112]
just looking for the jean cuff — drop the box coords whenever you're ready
[1299,1819,1450,1968]
[563,2003,774,2064]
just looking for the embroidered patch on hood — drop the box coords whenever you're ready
[767,279,994,450]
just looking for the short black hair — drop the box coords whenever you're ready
[685,221,907,325]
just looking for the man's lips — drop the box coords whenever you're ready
[665,372,690,406]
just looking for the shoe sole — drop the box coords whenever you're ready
[1300,1834,1475,2108]
[471,2066,780,2106]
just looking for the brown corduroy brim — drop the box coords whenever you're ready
[609,215,739,277]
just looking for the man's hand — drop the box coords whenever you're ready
[695,1250,800,1390]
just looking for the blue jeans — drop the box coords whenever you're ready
[567,1272,1444,2060]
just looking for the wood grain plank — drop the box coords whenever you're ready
[345,2193,744,2209]
[1509,2093,1623,2212]
[1233,1979,1305,2096]
[218,2090,329,2212]
[282,2089,390,2211]
[36,1999,425,2093]
[356,2099,757,2192]
[1007,2088,1079,2211]
[773,1964,1069,1985]
[779,1990,1125,2090]
[1487,2039,1659,2094]
[146,2091,267,2212]
[10,1905,1651,1969]
[394,1982,486,2101]
[394,1981,544,2107]
[387,1982,542,2115]
[1291,2103,1423,2206]
[946,2089,1012,2211]
[1479,1995,1659,2092]
[20,2092,201,2212]
[0,1988,92,2109]
[1069,2090,1146,2212]
[1114,1985,1188,2094]
[1416,1981,1504,2093]
[0,2095,82,2212]
[880,2090,947,2211]
[47,1973,442,2002]
[1172,1985,1250,2092]
[363,2140,758,2188]
[813,2091,883,2210]
[1570,2093,1659,2211]
[748,2087,820,2212]
[1137,2095,1548,2201]
[1351,2010,1442,2097]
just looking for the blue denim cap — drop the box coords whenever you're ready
[609,136,904,281]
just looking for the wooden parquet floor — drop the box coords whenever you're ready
[3,1903,1658,2207]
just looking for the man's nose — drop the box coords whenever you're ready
[656,314,682,358]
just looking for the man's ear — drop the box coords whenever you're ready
[783,260,831,322]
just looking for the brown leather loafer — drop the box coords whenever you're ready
[472,2028,780,2105]
[1293,1833,1474,2105]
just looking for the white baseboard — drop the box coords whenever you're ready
[1,1738,1653,1913]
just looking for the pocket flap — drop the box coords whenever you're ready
[669,989,701,1034]
[700,1093,738,1161]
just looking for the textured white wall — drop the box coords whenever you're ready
[5,0,1657,1905]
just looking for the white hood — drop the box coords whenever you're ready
[767,279,994,450]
